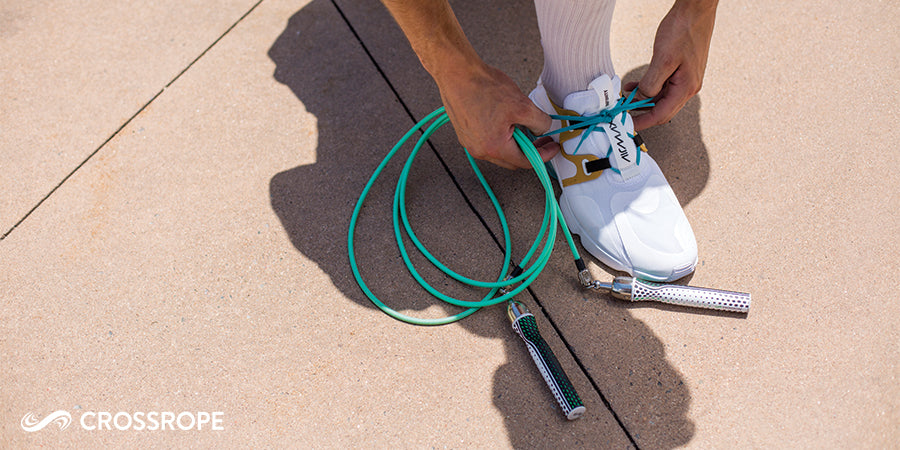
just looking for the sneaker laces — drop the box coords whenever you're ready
[539,90,655,156]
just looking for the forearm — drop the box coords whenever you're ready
[379,0,557,169]
[380,0,485,85]
[673,0,719,14]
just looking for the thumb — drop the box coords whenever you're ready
[636,60,673,100]
[623,81,650,101]
[516,100,553,136]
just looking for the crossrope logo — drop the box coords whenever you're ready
[21,411,72,432]
[20,408,224,432]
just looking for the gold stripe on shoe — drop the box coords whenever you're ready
[548,98,649,187]
[550,99,605,188]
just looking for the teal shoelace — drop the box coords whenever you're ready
[540,89,655,156]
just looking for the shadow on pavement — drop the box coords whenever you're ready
[268,0,707,447]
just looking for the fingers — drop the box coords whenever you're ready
[484,157,521,171]
[472,133,558,171]
[631,69,696,131]
[632,86,685,131]
[437,63,556,170]
[628,0,715,131]
[479,101,556,170]
[517,99,553,137]
[533,136,560,163]
[622,81,641,97]
[514,101,558,166]
[496,135,557,170]
[628,51,680,131]
[635,55,675,101]
[623,81,653,105]
[497,139,533,170]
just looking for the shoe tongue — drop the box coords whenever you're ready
[562,74,621,116]
[560,74,642,181]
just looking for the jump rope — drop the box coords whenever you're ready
[348,101,750,420]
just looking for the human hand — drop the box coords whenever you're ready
[625,0,718,131]
[380,0,557,169]
[436,63,559,170]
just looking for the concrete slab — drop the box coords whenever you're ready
[0,0,261,234]
[345,0,899,447]
[597,1,899,447]
[2,0,630,446]
[3,0,897,447]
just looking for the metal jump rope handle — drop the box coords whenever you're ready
[508,301,586,420]
[589,276,751,313]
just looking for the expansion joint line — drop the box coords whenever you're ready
[1,0,266,241]
[332,1,638,445]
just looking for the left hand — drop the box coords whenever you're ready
[625,0,718,131]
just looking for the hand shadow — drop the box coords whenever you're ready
[268,0,706,447]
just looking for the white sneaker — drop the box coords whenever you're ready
[529,74,697,281]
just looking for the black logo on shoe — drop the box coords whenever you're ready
[608,122,630,163]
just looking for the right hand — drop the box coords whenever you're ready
[437,63,559,170]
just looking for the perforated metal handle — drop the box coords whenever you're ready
[630,278,750,313]
[588,276,750,313]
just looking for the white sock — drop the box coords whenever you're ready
[534,0,617,105]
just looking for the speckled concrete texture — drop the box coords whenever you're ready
[0,0,261,233]
[2,0,897,448]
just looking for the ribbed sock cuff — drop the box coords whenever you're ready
[534,0,616,104]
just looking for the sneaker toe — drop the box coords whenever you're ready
[611,177,698,281]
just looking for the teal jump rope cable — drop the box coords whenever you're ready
[346,101,746,421]
[348,106,583,326]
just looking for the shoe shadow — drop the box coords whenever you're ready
[268,0,702,447]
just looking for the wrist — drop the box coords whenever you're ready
[413,23,485,87]
[428,53,490,94]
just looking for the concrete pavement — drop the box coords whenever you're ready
[2,0,897,447]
